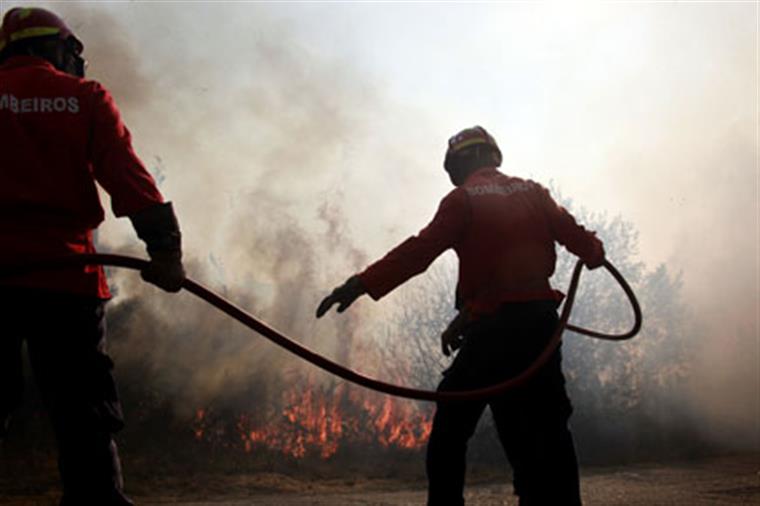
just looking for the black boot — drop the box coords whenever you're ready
[59,437,134,506]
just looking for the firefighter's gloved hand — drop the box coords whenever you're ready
[584,243,606,270]
[441,312,467,357]
[129,202,186,292]
[316,276,366,318]
[142,250,185,292]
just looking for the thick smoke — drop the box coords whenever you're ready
[34,2,435,424]
[18,1,758,458]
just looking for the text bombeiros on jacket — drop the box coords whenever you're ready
[0,93,80,113]
[465,181,531,198]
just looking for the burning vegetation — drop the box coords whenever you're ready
[192,379,432,460]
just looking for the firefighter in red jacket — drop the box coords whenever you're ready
[0,7,185,506]
[317,126,604,505]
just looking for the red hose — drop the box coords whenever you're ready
[0,254,641,402]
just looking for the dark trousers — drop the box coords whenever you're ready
[426,301,582,506]
[0,289,132,506]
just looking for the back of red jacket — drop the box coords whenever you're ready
[0,56,163,298]
[359,167,604,317]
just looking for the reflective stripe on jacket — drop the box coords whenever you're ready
[0,56,163,298]
[359,167,604,317]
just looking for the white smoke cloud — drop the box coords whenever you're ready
[15,1,757,447]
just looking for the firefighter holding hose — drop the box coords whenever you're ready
[0,7,185,506]
[317,126,605,505]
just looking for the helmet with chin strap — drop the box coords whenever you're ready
[444,126,502,175]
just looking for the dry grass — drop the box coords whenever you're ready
[1,453,757,505]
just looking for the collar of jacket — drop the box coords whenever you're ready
[462,166,499,185]
[1,55,55,71]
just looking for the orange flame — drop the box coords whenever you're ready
[193,408,206,440]
[195,379,433,459]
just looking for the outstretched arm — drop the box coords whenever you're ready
[316,189,469,317]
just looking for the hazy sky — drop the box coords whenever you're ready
[29,4,750,252]
[60,2,754,311]
[8,0,756,328]
[4,1,757,437]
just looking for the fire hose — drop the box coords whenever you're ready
[1,254,641,402]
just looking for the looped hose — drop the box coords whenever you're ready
[0,254,641,402]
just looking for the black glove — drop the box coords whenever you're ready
[316,275,366,318]
[141,250,185,292]
[129,202,186,292]
[584,243,606,270]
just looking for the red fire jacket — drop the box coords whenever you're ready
[359,167,604,317]
[0,56,164,298]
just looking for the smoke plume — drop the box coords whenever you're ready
[15,1,757,460]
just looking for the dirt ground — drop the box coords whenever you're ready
[0,453,758,505]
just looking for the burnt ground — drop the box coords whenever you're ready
[0,453,758,505]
